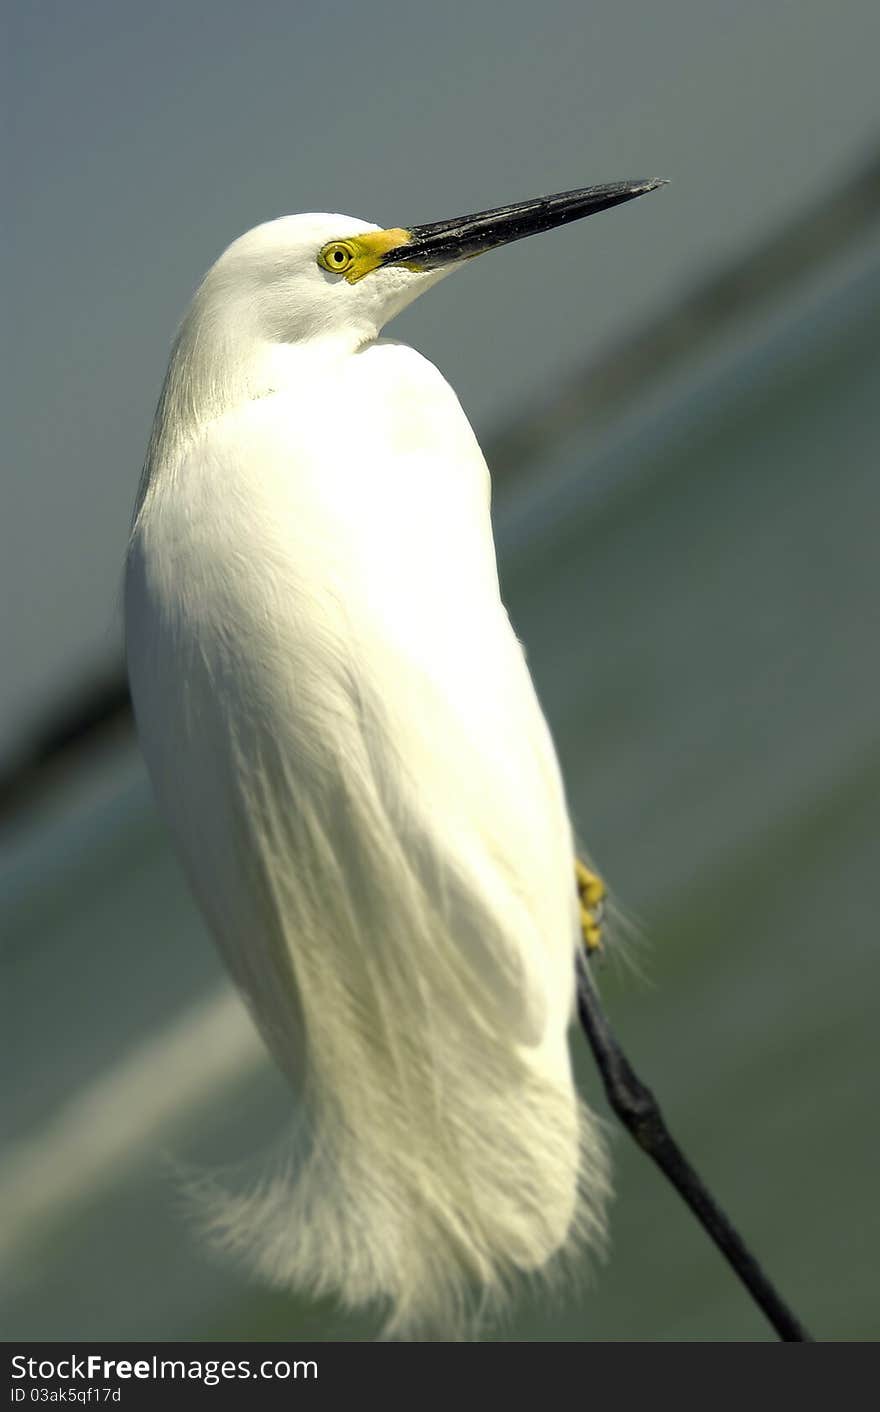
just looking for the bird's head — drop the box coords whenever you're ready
[199,180,667,351]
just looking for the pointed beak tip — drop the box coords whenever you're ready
[386,177,670,273]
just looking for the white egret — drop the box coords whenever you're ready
[125,180,663,1339]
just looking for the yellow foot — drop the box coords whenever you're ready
[576,858,606,955]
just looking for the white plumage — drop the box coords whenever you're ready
[125,208,614,1338]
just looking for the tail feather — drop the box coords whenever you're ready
[190,1085,609,1340]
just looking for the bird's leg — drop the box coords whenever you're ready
[575,858,606,955]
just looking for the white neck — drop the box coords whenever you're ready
[135,295,370,521]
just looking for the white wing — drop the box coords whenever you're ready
[125,340,602,1334]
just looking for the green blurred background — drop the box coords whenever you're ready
[3,0,879,1342]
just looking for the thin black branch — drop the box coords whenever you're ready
[576,953,813,1342]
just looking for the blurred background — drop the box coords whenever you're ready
[3,0,879,1341]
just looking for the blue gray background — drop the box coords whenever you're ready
[3,0,879,1341]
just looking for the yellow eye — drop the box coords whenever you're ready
[318,241,357,275]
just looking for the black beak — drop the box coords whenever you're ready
[383,179,667,271]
